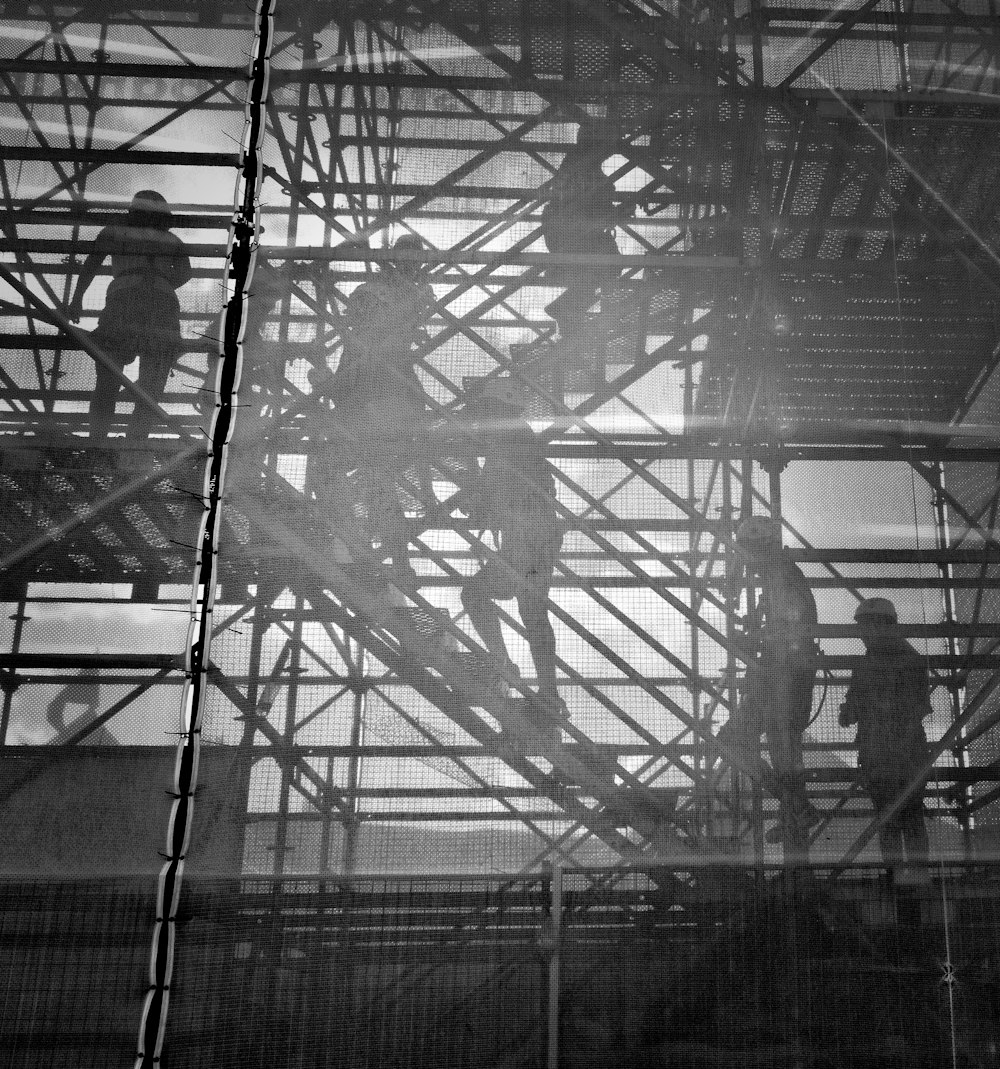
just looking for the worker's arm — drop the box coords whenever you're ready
[744,592,765,640]
[408,289,435,353]
[307,359,336,399]
[341,281,374,330]
[66,228,111,321]
[839,671,862,728]
[160,233,193,289]
[466,455,511,531]
[457,462,493,528]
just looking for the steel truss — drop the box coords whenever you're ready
[2,0,1000,884]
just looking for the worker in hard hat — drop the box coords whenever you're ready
[459,376,566,727]
[720,515,821,848]
[319,235,439,587]
[67,190,193,438]
[540,118,621,347]
[331,233,435,435]
[840,598,932,878]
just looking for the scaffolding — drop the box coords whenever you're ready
[3,0,1000,1065]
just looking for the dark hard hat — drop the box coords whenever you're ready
[392,234,426,251]
[735,516,781,547]
[131,190,169,211]
[854,597,898,623]
[129,189,172,228]
[389,234,429,274]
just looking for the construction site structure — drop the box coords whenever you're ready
[3,0,1000,1066]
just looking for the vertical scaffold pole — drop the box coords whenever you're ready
[546,862,563,1069]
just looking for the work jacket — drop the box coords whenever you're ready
[841,638,931,776]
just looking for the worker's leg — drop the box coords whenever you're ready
[594,231,622,316]
[129,346,176,438]
[314,460,374,564]
[90,354,127,437]
[869,779,913,875]
[900,796,930,867]
[765,718,801,798]
[371,487,407,560]
[784,661,820,824]
[398,381,438,510]
[718,665,765,761]
[462,566,516,676]
[506,527,561,702]
[360,463,416,585]
[352,388,434,581]
[88,291,141,438]
[123,289,183,438]
[766,724,817,824]
[877,818,906,869]
[544,252,603,337]
[764,667,818,848]
[546,284,597,338]
[517,588,559,705]
[514,585,568,748]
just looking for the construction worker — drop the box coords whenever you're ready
[720,515,820,848]
[539,118,621,347]
[840,598,932,878]
[459,377,566,726]
[67,190,192,438]
[330,233,436,449]
[317,235,439,587]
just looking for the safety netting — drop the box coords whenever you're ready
[3,1,1000,1066]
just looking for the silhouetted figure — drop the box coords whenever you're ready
[540,119,620,345]
[840,598,932,881]
[331,234,435,451]
[314,235,438,586]
[46,675,115,745]
[67,190,192,438]
[460,378,565,727]
[719,516,820,852]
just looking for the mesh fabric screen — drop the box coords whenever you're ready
[3,1,1000,1066]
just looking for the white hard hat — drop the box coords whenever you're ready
[854,597,898,623]
[735,516,781,547]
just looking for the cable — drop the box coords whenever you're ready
[806,665,832,729]
[131,3,273,1066]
